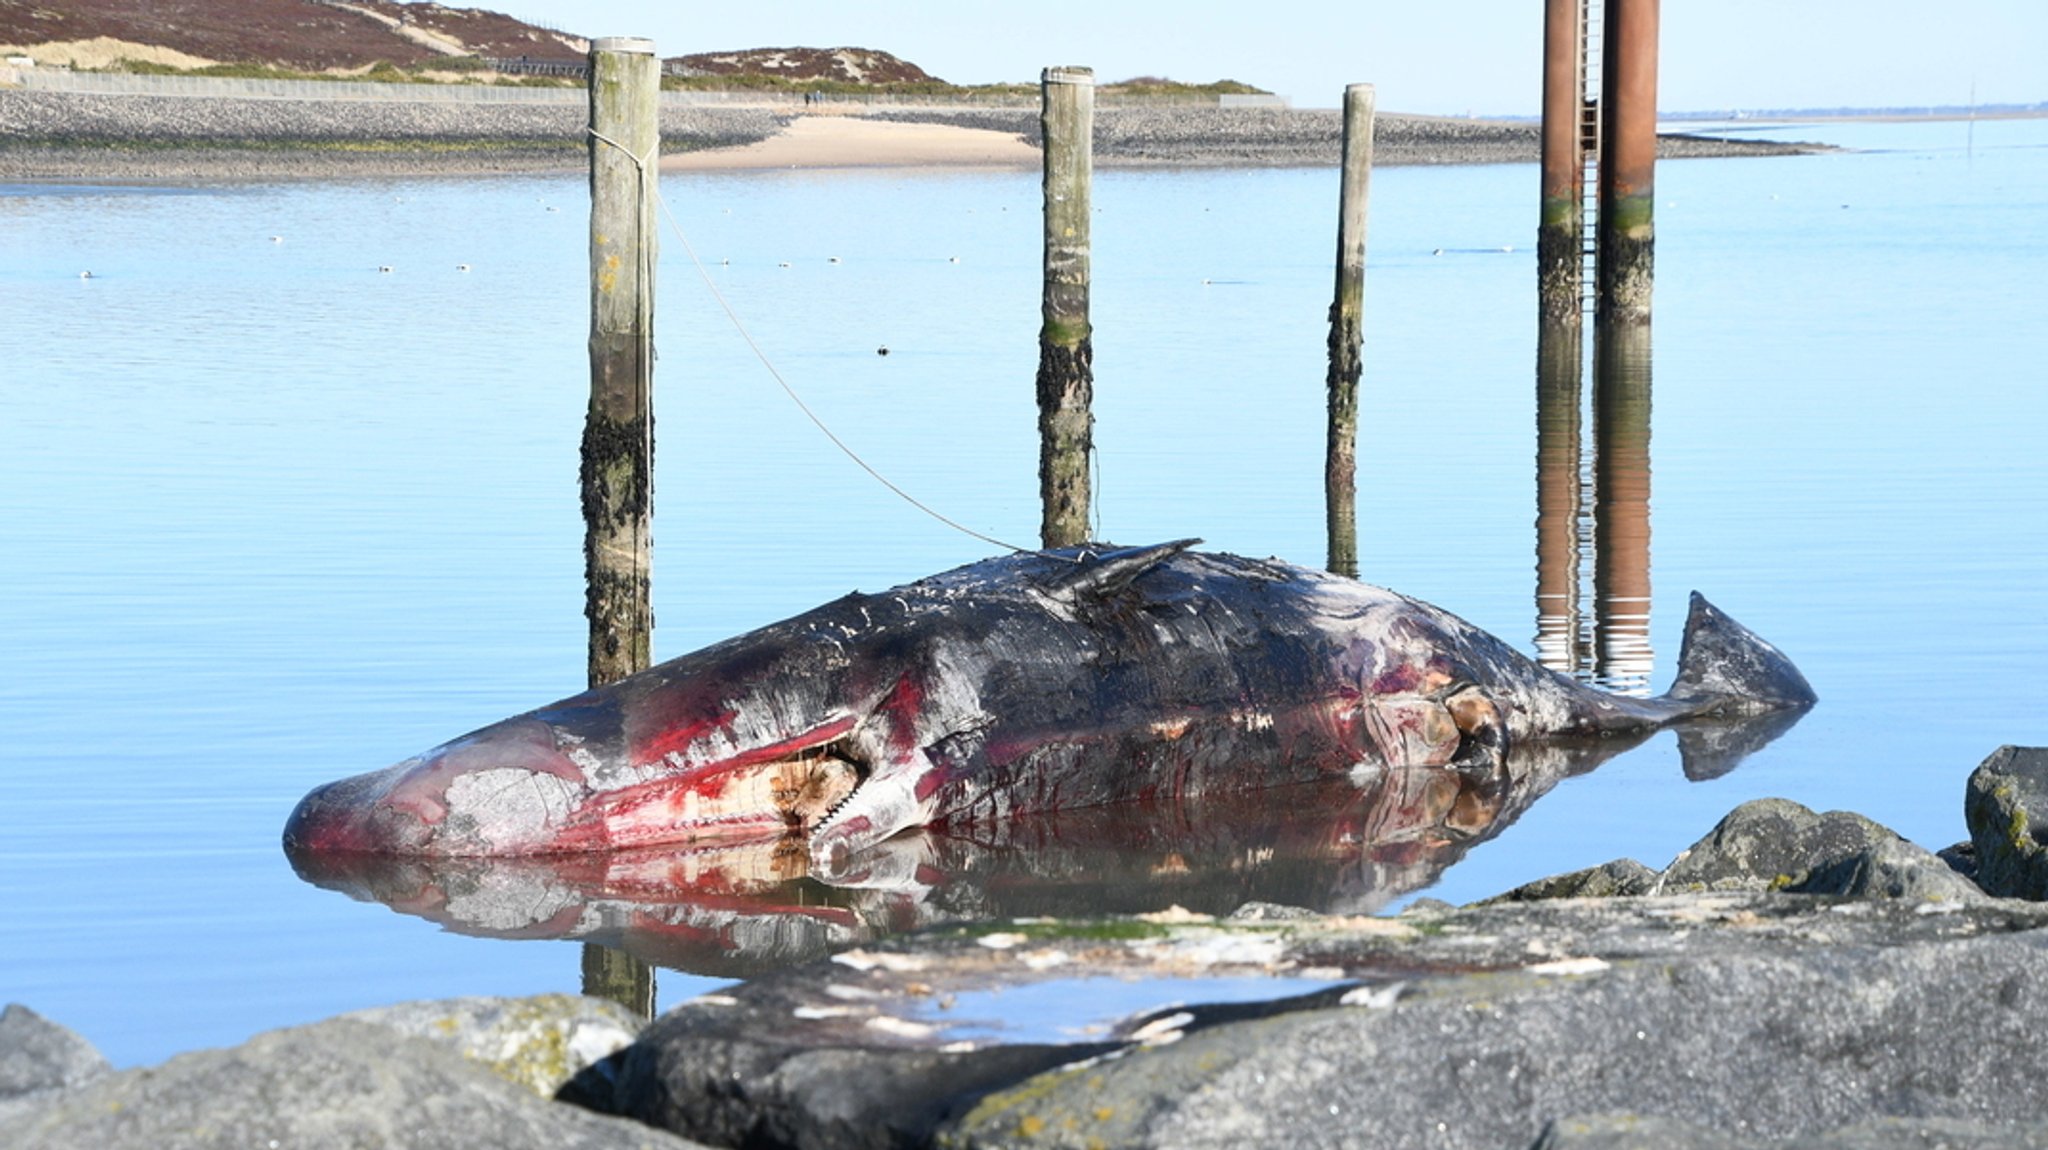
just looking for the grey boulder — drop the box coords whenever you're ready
[0,1017,705,1150]
[1535,1113,2048,1149]
[580,892,2048,1150]
[1487,858,1661,902]
[1661,797,1985,900]
[1499,798,1984,904]
[937,900,2048,1149]
[613,995,1114,1150]
[340,992,644,1098]
[0,1003,112,1126]
[1967,745,2048,900]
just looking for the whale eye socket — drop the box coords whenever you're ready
[1443,686,1506,769]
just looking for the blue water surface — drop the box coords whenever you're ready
[2,117,2044,1067]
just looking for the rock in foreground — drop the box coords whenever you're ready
[0,1003,112,1124]
[339,992,644,1099]
[1493,797,1985,904]
[0,1007,707,1150]
[587,893,2048,1150]
[1533,1113,2048,1149]
[946,900,2047,1148]
[14,758,2048,1149]
[1968,744,2048,900]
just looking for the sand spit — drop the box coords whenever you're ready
[662,113,1038,171]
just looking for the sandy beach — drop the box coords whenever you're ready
[663,112,1037,171]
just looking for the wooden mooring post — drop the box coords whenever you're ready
[584,35,659,685]
[1597,0,1658,324]
[581,34,659,1019]
[1038,66,1095,549]
[1325,83,1374,578]
[1538,0,1586,326]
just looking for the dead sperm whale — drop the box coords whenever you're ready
[282,540,1814,869]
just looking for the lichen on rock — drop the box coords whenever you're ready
[1966,745,2048,900]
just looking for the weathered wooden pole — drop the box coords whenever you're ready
[581,34,659,1019]
[1533,322,1585,676]
[1537,0,1586,326]
[1325,82,1375,578]
[1591,322,1653,697]
[1038,65,1095,549]
[584,35,659,685]
[1597,0,1658,325]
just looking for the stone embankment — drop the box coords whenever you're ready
[862,105,1814,167]
[8,746,2043,1149]
[0,87,791,179]
[0,81,1814,181]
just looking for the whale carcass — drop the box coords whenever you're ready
[283,541,1815,870]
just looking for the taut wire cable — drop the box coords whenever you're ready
[591,126,1077,561]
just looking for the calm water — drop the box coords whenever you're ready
[4,118,2045,1067]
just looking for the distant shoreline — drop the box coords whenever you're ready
[1665,108,2048,125]
[0,88,1822,183]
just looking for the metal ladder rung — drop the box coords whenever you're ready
[1580,0,1604,312]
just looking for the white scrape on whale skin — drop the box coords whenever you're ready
[445,768,580,849]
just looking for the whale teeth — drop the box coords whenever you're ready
[813,787,861,836]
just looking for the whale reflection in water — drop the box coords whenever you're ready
[288,709,1800,977]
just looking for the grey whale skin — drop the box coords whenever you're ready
[282,541,1815,869]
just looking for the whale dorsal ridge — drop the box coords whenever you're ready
[1043,538,1203,604]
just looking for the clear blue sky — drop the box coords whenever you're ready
[483,0,2044,113]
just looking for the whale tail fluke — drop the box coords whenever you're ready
[1665,592,1817,715]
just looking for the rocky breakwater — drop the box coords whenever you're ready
[857,105,1817,168]
[0,994,710,1149]
[0,88,790,180]
[585,745,2048,1150]
[7,748,2047,1148]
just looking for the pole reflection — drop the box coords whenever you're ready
[582,942,656,1018]
[1534,324,1586,676]
[1536,321,1653,695]
[1592,322,1653,694]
